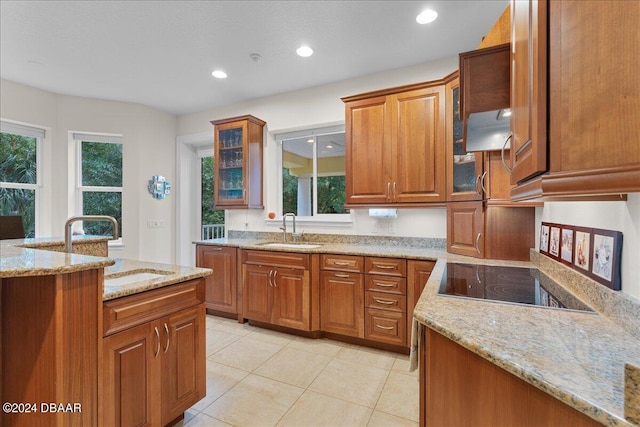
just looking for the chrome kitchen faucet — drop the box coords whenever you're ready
[64,215,119,253]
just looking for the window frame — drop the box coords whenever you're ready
[0,120,45,238]
[74,133,124,245]
[275,124,351,224]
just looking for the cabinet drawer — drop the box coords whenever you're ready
[365,275,406,295]
[365,291,406,312]
[364,308,406,346]
[320,254,364,273]
[365,257,407,277]
[243,250,309,269]
[103,279,205,336]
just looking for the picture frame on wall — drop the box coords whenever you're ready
[560,227,574,264]
[549,225,561,258]
[573,227,591,272]
[540,223,550,254]
[590,228,623,291]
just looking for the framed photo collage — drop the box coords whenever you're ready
[539,222,623,291]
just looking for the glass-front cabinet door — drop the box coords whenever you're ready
[445,75,484,201]
[211,115,265,209]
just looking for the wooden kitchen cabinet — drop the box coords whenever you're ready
[510,1,640,199]
[509,0,547,185]
[447,202,535,261]
[407,260,435,337]
[445,73,484,202]
[211,115,265,209]
[196,244,238,315]
[343,81,446,207]
[420,326,602,427]
[242,250,312,331]
[102,280,206,427]
[320,254,364,337]
[364,257,408,346]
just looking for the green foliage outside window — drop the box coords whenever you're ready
[201,157,224,225]
[0,132,37,237]
[81,141,123,236]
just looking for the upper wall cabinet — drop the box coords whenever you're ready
[510,0,640,199]
[211,115,265,209]
[342,82,446,207]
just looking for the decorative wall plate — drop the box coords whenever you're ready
[148,175,171,199]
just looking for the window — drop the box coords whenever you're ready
[200,154,225,239]
[74,133,123,238]
[0,121,44,238]
[278,126,349,218]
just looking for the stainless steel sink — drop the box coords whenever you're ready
[258,242,323,249]
[104,269,173,287]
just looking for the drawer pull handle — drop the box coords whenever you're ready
[374,298,396,305]
[272,270,278,287]
[154,326,160,357]
[334,261,350,266]
[375,283,395,288]
[335,273,350,278]
[268,269,274,287]
[375,265,395,270]
[163,323,170,353]
[375,324,395,330]
[211,247,223,251]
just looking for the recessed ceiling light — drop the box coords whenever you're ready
[326,145,333,149]
[416,9,438,24]
[307,138,314,143]
[211,70,227,79]
[296,45,314,57]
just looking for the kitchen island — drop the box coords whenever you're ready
[0,236,211,426]
[196,232,640,427]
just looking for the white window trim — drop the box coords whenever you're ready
[275,124,352,224]
[0,119,46,237]
[74,135,124,245]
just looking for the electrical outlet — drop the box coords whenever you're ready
[372,221,379,234]
[388,220,395,234]
[147,220,164,229]
[244,222,249,229]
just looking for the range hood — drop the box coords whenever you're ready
[465,109,511,152]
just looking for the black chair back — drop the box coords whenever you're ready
[0,215,26,239]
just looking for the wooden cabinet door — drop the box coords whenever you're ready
[161,305,206,425]
[407,260,435,338]
[212,115,265,209]
[446,201,485,258]
[510,0,548,184]
[272,267,310,330]
[243,264,272,323]
[319,270,364,338]
[391,85,446,203]
[345,95,392,205]
[446,75,485,202]
[196,245,237,314]
[103,321,160,427]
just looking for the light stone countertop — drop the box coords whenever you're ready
[0,236,116,277]
[196,235,640,427]
[0,237,212,301]
[414,254,640,427]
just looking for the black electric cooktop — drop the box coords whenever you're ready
[438,263,594,312]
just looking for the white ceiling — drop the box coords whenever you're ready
[0,0,509,116]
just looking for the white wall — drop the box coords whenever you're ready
[1,78,177,263]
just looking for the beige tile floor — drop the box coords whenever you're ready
[175,314,419,427]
